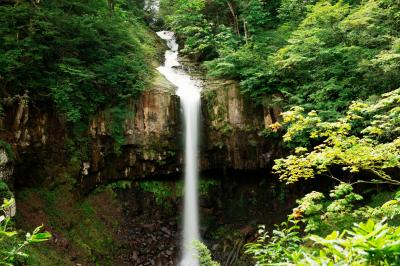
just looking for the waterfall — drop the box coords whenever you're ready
[156,31,202,266]
[144,1,202,263]
[144,0,160,14]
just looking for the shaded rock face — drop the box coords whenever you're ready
[201,80,282,171]
[84,84,182,190]
[1,77,281,189]
[0,94,63,151]
[0,77,181,189]
[0,94,67,187]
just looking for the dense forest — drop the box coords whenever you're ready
[162,0,400,115]
[0,0,400,265]
[0,0,158,154]
[161,0,400,264]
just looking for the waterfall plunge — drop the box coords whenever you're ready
[156,31,201,266]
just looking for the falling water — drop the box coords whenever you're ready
[144,0,202,263]
[144,0,160,14]
[156,31,201,266]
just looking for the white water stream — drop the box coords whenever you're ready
[156,31,201,266]
[144,0,160,22]
[144,0,202,263]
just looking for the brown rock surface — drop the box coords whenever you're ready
[201,79,282,171]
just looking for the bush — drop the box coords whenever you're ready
[0,0,155,146]
[0,198,51,264]
[295,219,400,265]
[244,217,301,265]
[194,241,221,266]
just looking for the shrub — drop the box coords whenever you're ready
[295,219,400,265]
[0,198,51,264]
[194,241,221,266]
[244,217,301,265]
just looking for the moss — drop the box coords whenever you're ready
[202,86,218,102]
[107,180,132,191]
[248,139,258,147]
[260,127,280,138]
[139,180,179,206]
[199,179,219,196]
[23,243,72,266]
[0,139,14,161]
[152,70,177,93]
[139,179,220,205]
[105,106,135,154]
[16,185,122,265]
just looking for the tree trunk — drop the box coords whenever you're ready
[226,1,240,36]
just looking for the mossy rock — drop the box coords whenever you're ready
[151,70,177,93]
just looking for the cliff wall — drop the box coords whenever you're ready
[0,75,281,190]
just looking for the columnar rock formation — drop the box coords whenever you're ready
[0,76,281,189]
[202,80,282,171]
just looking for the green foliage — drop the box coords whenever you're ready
[295,184,364,234]
[18,186,120,264]
[0,0,155,146]
[0,140,14,161]
[294,183,400,236]
[246,188,400,265]
[294,219,400,265]
[0,181,13,201]
[140,179,219,206]
[194,241,221,266]
[105,106,133,153]
[278,0,312,23]
[165,0,400,114]
[165,0,212,59]
[198,179,219,196]
[107,180,132,191]
[272,0,399,114]
[244,217,302,265]
[247,217,400,265]
[139,181,180,206]
[0,198,51,265]
[239,0,271,34]
[327,183,363,212]
[273,89,400,184]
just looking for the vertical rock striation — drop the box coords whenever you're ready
[0,75,281,189]
[201,79,282,171]
[85,75,182,188]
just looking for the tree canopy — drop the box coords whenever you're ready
[165,0,400,117]
[0,0,155,124]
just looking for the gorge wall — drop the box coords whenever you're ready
[201,79,282,172]
[0,61,285,266]
[0,74,282,190]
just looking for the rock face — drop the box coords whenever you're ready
[0,73,181,189]
[0,92,66,187]
[0,74,281,189]
[201,80,282,171]
[84,74,182,189]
